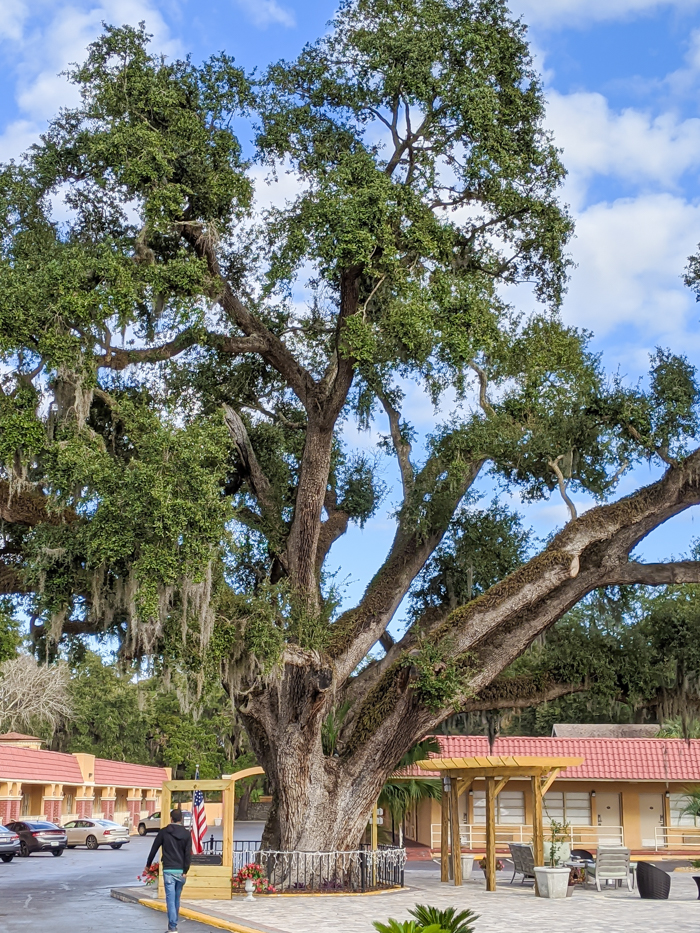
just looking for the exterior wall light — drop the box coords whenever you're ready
[591,790,596,797]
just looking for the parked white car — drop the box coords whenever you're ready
[62,818,130,849]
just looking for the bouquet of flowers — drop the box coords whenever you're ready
[138,863,159,885]
[234,862,276,894]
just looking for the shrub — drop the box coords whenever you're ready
[409,906,479,933]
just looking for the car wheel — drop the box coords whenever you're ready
[51,848,64,857]
[110,843,123,849]
[85,835,98,850]
[137,823,147,836]
[19,841,29,857]
[1,854,13,862]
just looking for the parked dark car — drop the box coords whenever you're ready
[0,824,20,862]
[6,820,67,857]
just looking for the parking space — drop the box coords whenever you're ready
[0,833,222,933]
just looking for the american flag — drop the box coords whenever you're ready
[191,789,207,855]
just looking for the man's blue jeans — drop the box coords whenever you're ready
[163,871,186,930]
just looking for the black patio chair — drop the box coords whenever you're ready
[570,848,594,861]
[636,861,671,900]
[508,843,535,884]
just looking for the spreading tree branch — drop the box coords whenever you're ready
[548,455,577,521]
[223,405,282,536]
[378,392,414,498]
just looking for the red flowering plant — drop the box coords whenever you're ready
[478,857,505,872]
[138,863,159,885]
[233,862,276,894]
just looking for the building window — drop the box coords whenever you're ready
[544,791,591,825]
[64,794,74,814]
[670,794,698,827]
[472,790,525,825]
[21,794,31,816]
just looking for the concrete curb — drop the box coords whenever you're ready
[110,887,285,933]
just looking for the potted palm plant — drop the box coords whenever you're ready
[533,820,571,899]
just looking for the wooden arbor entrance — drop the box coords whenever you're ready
[416,754,583,892]
[157,767,264,900]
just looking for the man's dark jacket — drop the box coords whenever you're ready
[146,823,192,872]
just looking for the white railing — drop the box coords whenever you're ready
[431,824,624,850]
[655,826,700,850]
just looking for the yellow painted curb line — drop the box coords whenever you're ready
[138,897,266,933]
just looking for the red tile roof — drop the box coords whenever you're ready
[0,747,168,788]
[0,732,41,741]
[0,746,83,783]
[401,735,700,782]
[94,758,169,788]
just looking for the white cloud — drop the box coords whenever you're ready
[0,0,27,42]
[0,120,39,163]
[234,0,295,29]
[546,90,700,209]
[562,193,700,351]
[0,0,179,161]
[511,0,700,28]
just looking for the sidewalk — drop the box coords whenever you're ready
[113,866,700,933]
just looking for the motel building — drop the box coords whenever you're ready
[408,731,700,856]
[0,732,170,827]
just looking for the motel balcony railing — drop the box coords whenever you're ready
[430,823,625,850]
[655,826,700,850]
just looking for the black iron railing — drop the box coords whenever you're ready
[244,847,405,893]
[201,835,261,871]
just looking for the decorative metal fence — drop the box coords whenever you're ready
[249,847,406,892]
[201,836,261,871]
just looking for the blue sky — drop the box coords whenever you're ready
[3,0,700,625]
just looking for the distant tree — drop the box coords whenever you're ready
[379,738,441,845]
[0,600,20,663]
[0,654,71,735]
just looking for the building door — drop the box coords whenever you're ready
[596,792,622,844]
[639,793,665,848]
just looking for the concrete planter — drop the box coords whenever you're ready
[534,867,570,899]
[460,856,474,881]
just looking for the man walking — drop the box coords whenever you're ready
[145,809,192,933]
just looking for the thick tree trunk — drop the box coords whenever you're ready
[236,648,427,852]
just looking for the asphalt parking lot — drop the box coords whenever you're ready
[0,833,223,932]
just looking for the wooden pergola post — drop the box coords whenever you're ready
[440,778,450,883]
[484,775,496,892]
[450,775,463,886]
[531,774,544,867]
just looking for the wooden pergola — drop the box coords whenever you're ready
[416,754,583,892]
[157,767,264,900]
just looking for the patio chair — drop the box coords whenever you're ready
[586,846,633,892]
[508,842,535,884]
[570,849,594,861]
[636,861,671,900]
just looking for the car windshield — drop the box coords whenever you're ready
[0,826,11,833]
[28,822,58,830]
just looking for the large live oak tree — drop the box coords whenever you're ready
[3,1,700,851]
